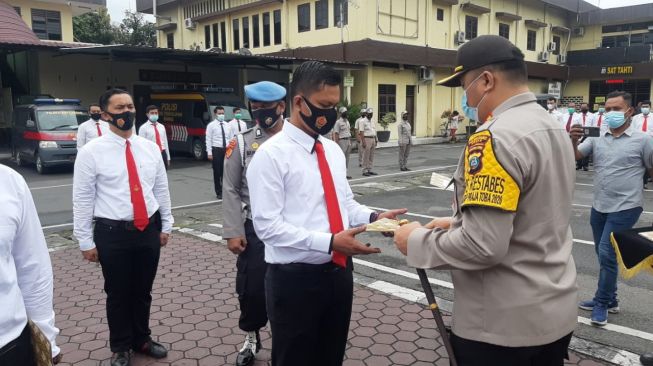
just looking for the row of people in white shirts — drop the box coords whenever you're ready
[205,111,248,152]
[547,102,652,135]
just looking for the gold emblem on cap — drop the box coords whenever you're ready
[454,65,464,72]
[252,142,259,150]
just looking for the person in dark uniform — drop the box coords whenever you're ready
[222,81,286,366]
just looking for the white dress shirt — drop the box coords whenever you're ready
[560,112,582,130]
[547,110,563,126]
[247,122,374,265]
[73,131,173,251]
[205,120,234,154]
[138,121,170,161]
[77,119,110,148]
[578,112,595,127]
[0,165,60,357]
[229,118,248,135]
[632,113,653,136]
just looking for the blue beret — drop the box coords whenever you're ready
[245,81,286,102]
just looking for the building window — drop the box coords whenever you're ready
[166,33,174,49]
[465,15,477,40]
[242,16,250,48]
[274,10,282,45]
[31,9,61,41]
[298,3,310,32]
[14,6,21,15]
[527,29,536,51]
[233,18,240,50]
[436,8,444,21]
[552,35,561,55]
[378,84,397,118]
[220,21,227,52]
[263,12,271,46]
[498,23,509,39]
[252,14,260,48]
[212,23,219,48]
[204,25,211,49]
[334,0,348,26]
[315,0,328,29]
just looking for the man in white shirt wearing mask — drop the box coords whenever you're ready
[632,100,652,136]
[138,105,170,169]
[546,97,563,125]
[77,103,109,149]
[0,165,61,365]
[229,107,248,135]
[206,106,235,198]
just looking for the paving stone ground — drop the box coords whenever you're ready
[51,233,612,366]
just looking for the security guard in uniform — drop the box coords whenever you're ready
[398,110,412,171]
[393,35,578,366]
[334,106,352,179]
[222,81,286,366]
[360,108,377,176]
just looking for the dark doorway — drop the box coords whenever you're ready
[589,79,651,110]
[133,84,153,130]
[406,85,415,135]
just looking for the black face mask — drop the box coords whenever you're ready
[90,113,102,121]
[300,96,338,135]
[251,103,281,129]
[367,114,373,119]
[581,108,589,113]
[106,111,135,131]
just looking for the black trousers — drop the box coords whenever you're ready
[94,214,162,353]
[161,151,169,170]
[265,260,353,366]
[212,147,226,196]
[451,332,572,366]
[236,219,268,332]
[0,324,34,366]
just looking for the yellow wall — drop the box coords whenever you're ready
[563,80,590,102]
[7,0,74,42]
[568,24,601,51]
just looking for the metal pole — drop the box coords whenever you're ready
[416,268,458,366]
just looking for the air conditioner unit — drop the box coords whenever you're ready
[547,42,557,52]
[184,18,196,30]
[455,31,466,45]
[572,26,584,37]
[538,51,550,62]
[418,66,434,81]
[558,54,567,64]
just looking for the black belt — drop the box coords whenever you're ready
[95,213,158,231]
[269,262,343,273]
[339,137,350,140]
[364,136,376,138]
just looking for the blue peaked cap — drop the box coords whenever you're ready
[244,81,286,102]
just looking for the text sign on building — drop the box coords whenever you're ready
[600,66,634,76]
[343,76,355,88]
[548,82,561,99]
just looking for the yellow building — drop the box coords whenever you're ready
[138,0,652,139]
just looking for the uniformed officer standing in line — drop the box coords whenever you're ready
[354,109,366,167]
[77,104,109,149]
[333,106,352,179]
[393,36,578,366]
[206,107,235,198]
[229,107,249,134]
[360,107,377,176]
[398,110,412,171]
[73,88,173,366]
[138,105,171,169]
[222,81,286,366]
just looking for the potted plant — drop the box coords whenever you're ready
[377,112,395,142]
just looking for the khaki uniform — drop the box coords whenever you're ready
[398,120,412,170]
[354,117,365,166]
[407,93,578,347]
[360,117,377,173]
[334,117,352,170]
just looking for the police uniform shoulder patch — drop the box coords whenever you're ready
[225,137,237,159]
[462,130,520,212]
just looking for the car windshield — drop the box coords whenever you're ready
[37,109,88,131]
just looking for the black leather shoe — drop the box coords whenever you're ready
[362,172,370,176]
[641,353,653,366]
[135,340,168,359]
[369,171,378,175]
[110,351,130,366]
[346,176,352,179]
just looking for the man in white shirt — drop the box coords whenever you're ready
[206,106,234,199]
[246,61,406,366]
[632,100,652,136]
[561,102,581,132]
[229,107,248,135]
[138,105,171,169]
[73,88,173,366]
[359,107,378,176]
[577,103,595,171]
[546,97,563,125]
[0,165,61,365]
[595,105,607,134]
[77,103,109,149]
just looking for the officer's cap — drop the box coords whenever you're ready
[366,108,374,113]
[244,81,286,102]
[401,110,408,116]
[437,35,525,88]
[339,106,347,113]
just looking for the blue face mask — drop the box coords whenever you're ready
[148,114,159,123]
[605,111,626,129]
[217,114,225,122]
[461,73,487,122]
[598,107,605,114]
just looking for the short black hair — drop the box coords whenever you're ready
[452,111,459,116]
[88,103,101,111]
[547,97,557,103]
[479,58,528,84]
[99,88,130,111]
[290,61,342,98]
[214,106,224,113]
[606,90,633,106]
[642,100,652,106]
[145,105,158,114]
[233,107,241,113]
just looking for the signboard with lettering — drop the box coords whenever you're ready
[548,82,561,99]
[344,76,355,87]
[600,65,634,76]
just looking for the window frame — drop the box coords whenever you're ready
[334,0,348,27]
[31,8,62,41]
[274,10,282,45]
[233,18,240,51]
[252,14,260,48]
[298,3,310,33]
[315,0,328,30]
[436,8,444,21]
[242,16,250,48]
[263,12,271,46]
[464,15,478,40]
[204,25,211,49]
[527,29,537,51]
[378,84,397,119]
[220,22,227,52]
[498,23,510,39]
[166,33,174,49]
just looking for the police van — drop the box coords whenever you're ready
[11,98,88,174]
[146,87,252,160]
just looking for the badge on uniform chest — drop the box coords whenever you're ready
[251,142,259,150]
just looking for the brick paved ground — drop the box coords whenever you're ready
[51,233,612,366]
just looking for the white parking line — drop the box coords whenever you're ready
[353,257,454,289]
[573,203,653,215]
[349,165,458,182]
[30,183,73,190]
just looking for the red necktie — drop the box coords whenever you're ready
[152,123,163,151]
[314,141,347,268]
[96,122,102,137]
[566,114,573,132]
[125,140,149,231]
[582,114,586,126]
[597,115,602,127]
[643,116,648,132]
